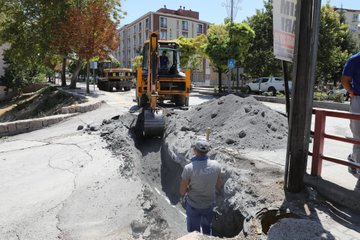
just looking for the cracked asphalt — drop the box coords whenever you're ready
[0,88,143,240]
[0,86,213,240]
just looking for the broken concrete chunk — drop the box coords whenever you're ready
[130,220,147,234]
[77,125,84,130]
[226,138,235,144]
[90,126,98,131]
[211,112,218,119]
[102,119,111,125]
[238,130,246,138]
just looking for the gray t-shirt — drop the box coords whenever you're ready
[181,159,221,209]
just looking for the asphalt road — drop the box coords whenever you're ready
[0,87,213,240]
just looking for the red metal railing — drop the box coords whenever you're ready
[310,108,360,176]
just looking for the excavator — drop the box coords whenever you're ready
[136,32,191,137]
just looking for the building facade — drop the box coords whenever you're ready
[335,7,360,47]
[115,6,211,82]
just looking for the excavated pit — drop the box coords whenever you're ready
[132,132,246,238]
[101,94,290,239]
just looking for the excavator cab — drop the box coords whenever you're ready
[136,32,191,137]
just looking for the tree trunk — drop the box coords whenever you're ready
[218,70,222,92]
[70,59,82,89]
[86,61,90,94]
[61,57,67,87]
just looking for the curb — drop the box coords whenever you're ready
[304,174,360,212]
[0,113,77,137]
[0,99,104,137]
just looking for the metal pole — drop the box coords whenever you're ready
[228,0,234,93]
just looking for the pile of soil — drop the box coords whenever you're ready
[99,94,334,239]
[0,86,85,122]
[164,94,288,237]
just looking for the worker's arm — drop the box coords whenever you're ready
[179,179,189,196]
[341,75,354,96]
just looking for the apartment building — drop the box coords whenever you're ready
[335,7,360,47]
[115,6,211,82]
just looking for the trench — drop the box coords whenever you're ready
[132,131,245,238]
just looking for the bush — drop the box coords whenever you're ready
[313,91,328,101]
[327,90,344,103]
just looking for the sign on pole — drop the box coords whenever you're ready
[273,0,298,62]
[228,59,235,69]
[90,61,98,69]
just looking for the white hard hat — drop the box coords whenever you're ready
[192,137,210,153]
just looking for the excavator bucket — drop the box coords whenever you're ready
[142,109,165,137]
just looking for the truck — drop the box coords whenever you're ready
[135,32,191,137]
[245,77,292,96]
[97,61,133,92]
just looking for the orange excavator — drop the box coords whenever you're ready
[136,32,191,137]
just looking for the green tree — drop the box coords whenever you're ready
[0,0,69,91]
[202,22,254,91]
[177,35,207,81]
[243,1,358,85]
[243,1,282,78]
[132,55,143,70]
[317,3,358,86]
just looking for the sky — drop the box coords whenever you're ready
[120,0,359,27]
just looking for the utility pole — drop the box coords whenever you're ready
[227,0,234,93]
[223,0,241,94]
[284,0,322,192]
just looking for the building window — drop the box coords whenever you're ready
[182,20,188,31]
[145,30,149,40]
[160,30,167,40]
[145,18,150,28]
[133,25,137,33]
[353,14,359,22]
[160,17,167,28]
[139,33,142,45]
[181,32,188,38]
[139,22,142,32]
[197,24,203,33]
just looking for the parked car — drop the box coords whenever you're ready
[245,77,292,96]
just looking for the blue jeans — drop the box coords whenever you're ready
[186,202,214,235]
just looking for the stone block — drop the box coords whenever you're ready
[16,120,30,133]
[29,119,44,130]
[6,123,16,135]
[0,124,9,136]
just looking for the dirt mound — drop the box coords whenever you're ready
[163,94,288,237]
[0,86,85,122]
[99,94,290,239]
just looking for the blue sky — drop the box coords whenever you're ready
[120,0,359,26]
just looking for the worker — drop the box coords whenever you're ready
[341,51,360,191]
[179,137,222,235]
[160,50,169,69]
